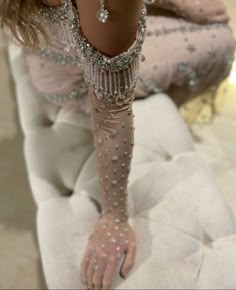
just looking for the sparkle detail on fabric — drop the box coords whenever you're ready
[26,0,234,109]
[63,0,149,106]
[29,1,150,226]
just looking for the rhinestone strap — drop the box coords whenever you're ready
[35,1,78,53]
[31,47,82,66]
[30,0,153,106]
[39,85,88,104]
[63,0,149,105]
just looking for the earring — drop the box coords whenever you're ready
[96,0,109,23]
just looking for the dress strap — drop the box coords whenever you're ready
[33,1,77,53]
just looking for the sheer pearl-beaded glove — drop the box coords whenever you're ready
[61,1,149,288]
[80,213,136,290]
[79,87,136,289]
[89,86,135,221]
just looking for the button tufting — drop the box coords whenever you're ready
[43,119,54,126]
[202,232,214,248]
[164,153,173,161]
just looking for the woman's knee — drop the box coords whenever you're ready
[75,0,143,57]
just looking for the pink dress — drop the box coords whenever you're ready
[24,1,236,114]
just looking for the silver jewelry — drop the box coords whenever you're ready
[35,0,154,106]
[64,0,148,105]
[96,0,109,23]
[35,1,77,52]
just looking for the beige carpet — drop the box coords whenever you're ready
[0,1,235,289]
[0,33,47,288]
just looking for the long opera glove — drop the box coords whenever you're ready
[62,0,150,288]
[80,87,137,290]
[79,30,141,290]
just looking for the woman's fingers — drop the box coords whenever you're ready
[120,240,137,279]
[92,254,107,290]
[80,246,93,285]
[102,258,117,290]
[87,253,97,289]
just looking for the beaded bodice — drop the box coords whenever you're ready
[25,0,154,109]
[24,0,232,110]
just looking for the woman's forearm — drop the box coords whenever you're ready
[89,86,135,223]
[72,0,145,223]
[73,1,149,288]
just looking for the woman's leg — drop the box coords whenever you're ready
[75,1,145,289]
[134,14,235,102]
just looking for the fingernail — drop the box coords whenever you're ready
[120,272,126,279]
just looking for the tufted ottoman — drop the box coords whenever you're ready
[8,42,236,289]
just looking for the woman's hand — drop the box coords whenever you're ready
[80,215,137,290]
[153,0,229,24]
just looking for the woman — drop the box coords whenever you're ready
[0,1,233,289]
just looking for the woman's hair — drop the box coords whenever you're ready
[0,0,44,47]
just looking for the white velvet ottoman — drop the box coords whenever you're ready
[8,43,236,289]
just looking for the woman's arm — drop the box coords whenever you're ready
[74,1,144,289]
[76,0,142,220]
[75,0,143,56]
